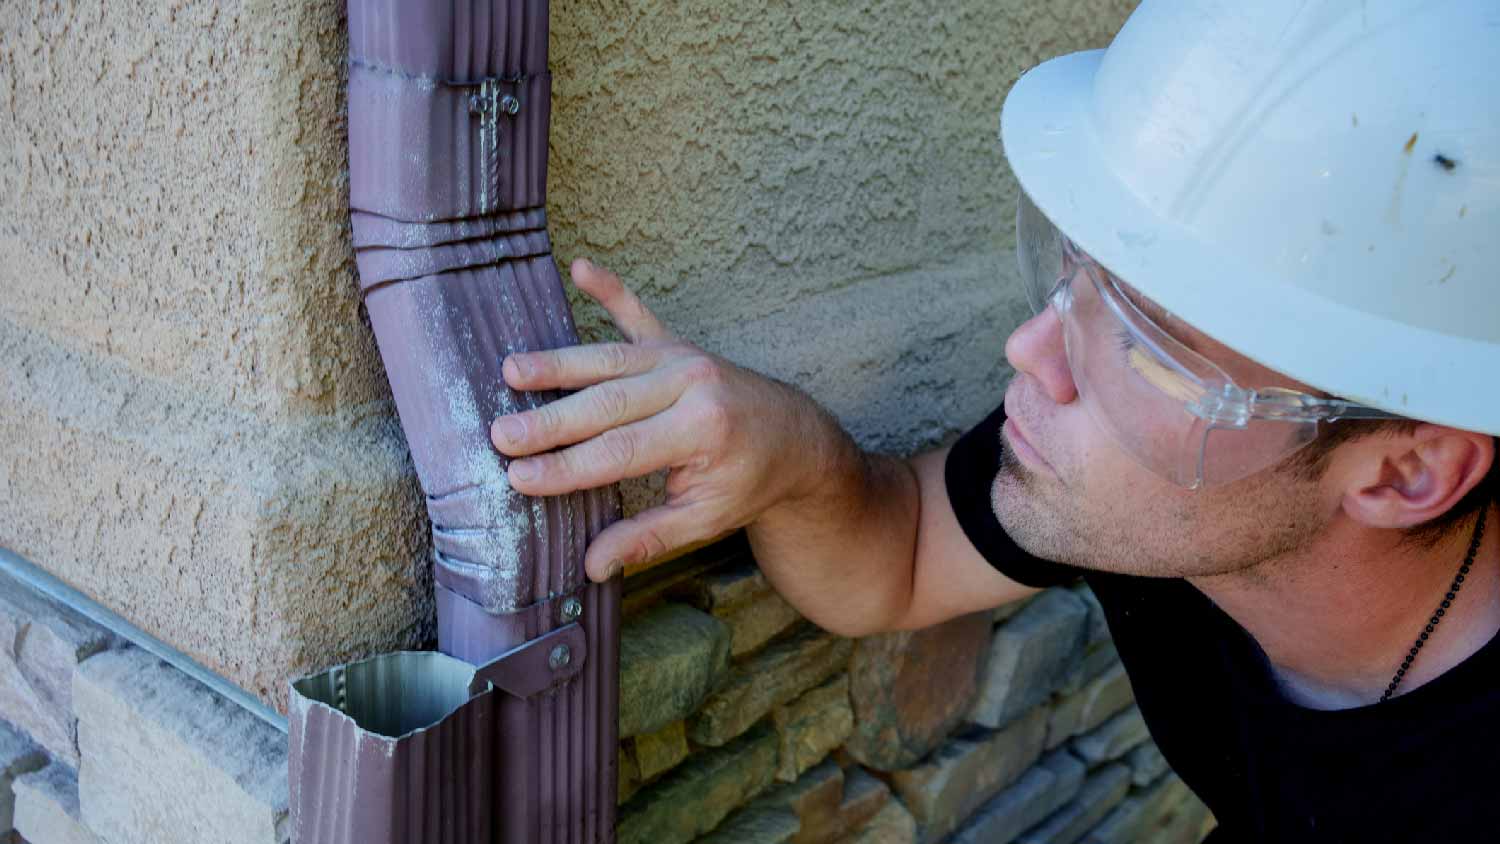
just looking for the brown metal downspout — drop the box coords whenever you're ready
[290,0,621,841]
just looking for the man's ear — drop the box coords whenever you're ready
[1342,426,1494,529]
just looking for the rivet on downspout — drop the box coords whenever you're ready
[549,644,572,670]
[561,597,583,622]
[500,94,521,116]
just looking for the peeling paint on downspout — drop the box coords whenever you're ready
[289,0,622,840]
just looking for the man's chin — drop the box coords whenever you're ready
[991,452,1066,561]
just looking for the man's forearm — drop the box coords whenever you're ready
[746,401,921,638]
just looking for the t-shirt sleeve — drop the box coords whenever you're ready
[944,402,1087,588]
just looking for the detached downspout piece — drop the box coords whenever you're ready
[290,0,623,841]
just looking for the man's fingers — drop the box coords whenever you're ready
[582,502,705,582]
[491,368,683,456]
[505,410,694,497]
[503,342,661,392]
[570,258,671,344]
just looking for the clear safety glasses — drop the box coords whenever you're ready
[1015,193,1400,488]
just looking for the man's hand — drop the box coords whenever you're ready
[490,259,844,584]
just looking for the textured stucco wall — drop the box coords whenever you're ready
[0,0,1136,708]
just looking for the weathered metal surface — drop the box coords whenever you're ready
[289,652,499,844]
[314,0,623,839]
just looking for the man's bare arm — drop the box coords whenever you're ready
[749,439,1038,637]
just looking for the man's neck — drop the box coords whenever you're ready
[1187,504,1500,710]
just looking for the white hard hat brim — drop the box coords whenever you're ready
[1001,50,1499,437]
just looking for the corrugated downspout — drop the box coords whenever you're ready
[289,0,622,840]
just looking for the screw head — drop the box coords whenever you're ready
[468,94,489,114]
[549,644,572,670]
[561,598,583,622]
[499,94,521,115]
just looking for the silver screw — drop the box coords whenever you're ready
[468,94,489,114]
[499,94,521,115]
[549,644,572,670]
[561,598,583,622]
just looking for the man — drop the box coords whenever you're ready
[488,2,1498,841]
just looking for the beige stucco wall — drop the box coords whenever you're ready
[0,0,1136,708]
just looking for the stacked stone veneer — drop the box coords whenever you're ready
[0,575,288,844]
[0,530,1209,844]
[611,536,1214,844]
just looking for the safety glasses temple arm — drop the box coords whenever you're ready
[1248,390,1406,423]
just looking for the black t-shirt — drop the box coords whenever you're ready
[945,404,1500,844]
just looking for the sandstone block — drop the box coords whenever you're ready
[619,745,642,806]
[1071,706,1149,767]
[621,536,750,619]
[720,590,805,659]
[1079,774,1192,844]
[969,589,1089,729]
[844,611,991,771]
[755,760,892,844]
[889,707,1047,844]
[73,647,288,844]
[698,807,801,844]
[628,719,690,782]
[0,721,47,836]
[689,628,851,747]
[673,558,804,658]
[1126,740,1169,787]
[830,769,895,843]
[755,761,845,843]
[13,762,102,844]
[1059,641,1121,696]
[947,751,1085,844]
[620,602,731,738]
[1018,763,1131,844]
[834,798,917,844]
[1047,662,1133,750]
[0,576,117,766]
[1149,797,1214,844]
[774,674,853,782]
[618,723,779,844]
[1071,583,1110,648]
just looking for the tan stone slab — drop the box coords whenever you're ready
[845,612,992,771]
[834,799,917,844]
[0,721,47,837]
[690,628,853,747]
[628,720,690,782]
[697,807,801,844]
[0,576,116,766]
[618,723,779,844]
[773,674,854,783]
[754,761,846,844]
[619,603,731,739]
[888,707,1048,844]
[74,647,287,844]
[13,763,101,844]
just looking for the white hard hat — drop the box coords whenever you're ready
[1000,0,1500,436]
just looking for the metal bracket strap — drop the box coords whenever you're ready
[471,622,587,699]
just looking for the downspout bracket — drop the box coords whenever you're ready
[471,622,588,699]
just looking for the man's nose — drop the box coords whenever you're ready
[1004,306,1079,405]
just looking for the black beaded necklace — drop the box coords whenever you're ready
[1379,507,1488,703]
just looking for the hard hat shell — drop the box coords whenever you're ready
[1000,0,1500,436]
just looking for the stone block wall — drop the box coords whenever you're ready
[611,536,1216,844]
